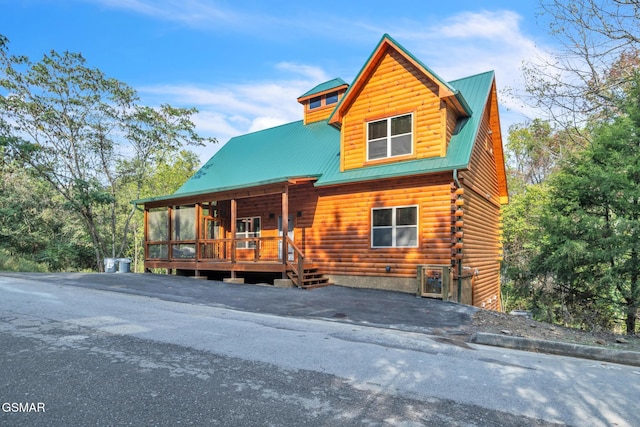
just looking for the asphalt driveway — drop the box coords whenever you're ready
[0,272,477,337]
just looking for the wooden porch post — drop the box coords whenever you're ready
[230,198,237,278]
[167,206,173,275]
[143,207,149,272]
[281,184,289,279]
[195,203,201,277]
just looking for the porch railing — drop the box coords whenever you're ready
[146,236,285,263]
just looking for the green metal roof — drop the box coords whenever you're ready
[174,120,339,195]
[133,53,495,205]
[298,78,347,99]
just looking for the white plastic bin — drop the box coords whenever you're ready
[104,258,117,273]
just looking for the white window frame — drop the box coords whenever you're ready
[236,216,261,249]
[371,205,419,248]
[366,113,413,161]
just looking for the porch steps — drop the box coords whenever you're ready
[288,267,332,289]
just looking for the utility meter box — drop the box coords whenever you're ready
[418,265,450,299]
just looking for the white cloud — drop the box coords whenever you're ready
[88,0,237,26]
[138,62,330,161]
[439,10,524,41]
[275,62,330,83]
[381,10,552,127]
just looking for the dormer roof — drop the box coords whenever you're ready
[297,78,348,103]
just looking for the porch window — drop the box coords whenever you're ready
[169,205,196,258]
[148,208,168,242]
[147,208,169,259]
[236,217,261,249]
[367,113,413,160]
[371,206,418,248]
[171,205,196,241]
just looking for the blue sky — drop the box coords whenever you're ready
[1,0,553,161]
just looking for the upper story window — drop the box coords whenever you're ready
[325,91,339,105]
[309,96,322,109]
[309,92,341,110]
[367,113,413,160]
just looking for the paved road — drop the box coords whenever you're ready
[1,274,638,426]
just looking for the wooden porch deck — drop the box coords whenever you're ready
[144,236,331,288]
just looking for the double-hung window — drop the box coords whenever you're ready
[371,206,418,248]
[367,113,413,160]
[236,217,261,249]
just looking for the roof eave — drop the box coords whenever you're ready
[131,175,321,206]
[297,84,349,103]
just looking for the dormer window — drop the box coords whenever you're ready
[298,78,349,124]
[367,113,413,160]
[326,91,339,105]
[309,96,322,109]
[309,92,339,110]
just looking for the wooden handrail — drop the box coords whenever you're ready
[286,236,305,287]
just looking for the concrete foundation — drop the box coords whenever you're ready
[326,274,419,294]
[223,278,245,284]
[274,279,294,288]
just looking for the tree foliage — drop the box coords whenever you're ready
[0,36,215,271]
[528,73,640,334]
[523,0,640,138]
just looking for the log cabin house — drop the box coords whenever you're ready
[133,34,508,310]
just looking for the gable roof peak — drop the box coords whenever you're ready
[328,33,472,125]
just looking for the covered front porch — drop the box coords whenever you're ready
[139,181,327,288]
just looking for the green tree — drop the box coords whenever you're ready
[501,182,553,317]
[501,121,560,318]
[507,119,573,185]
[0,148,94,271]
[119,150,201,271]
[0,36,214,270]
[533,73,640,335]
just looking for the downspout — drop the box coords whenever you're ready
[453,169,463,303]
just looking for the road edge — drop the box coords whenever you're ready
[470,332,640,367]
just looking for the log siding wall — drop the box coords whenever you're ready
[305,104,335,124]
[309,175,453,278]
[341,49,445,171]
[228,175,454,281]
[458,99,503,309]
